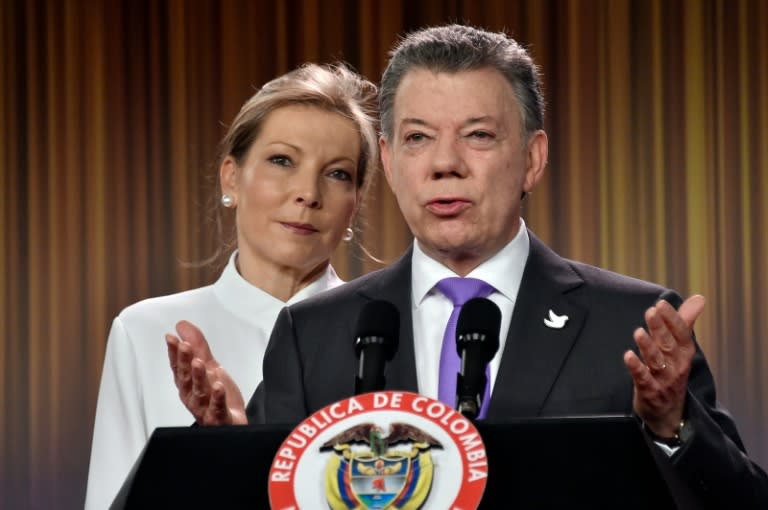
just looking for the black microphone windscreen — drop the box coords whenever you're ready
[456,297,501,359]
[354,300,400,359]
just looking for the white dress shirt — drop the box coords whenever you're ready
[411,220,530,400]
[84,252,343,510]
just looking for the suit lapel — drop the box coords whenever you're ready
[351,237,588,415]
[358,249,419,393]
[488,231,588,419]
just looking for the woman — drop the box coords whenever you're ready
[85,63,378,509]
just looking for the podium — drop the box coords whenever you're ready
[111,415,699,509]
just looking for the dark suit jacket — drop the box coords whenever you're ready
[249,231,768,508]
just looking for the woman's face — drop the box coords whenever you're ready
[221,104,361,283]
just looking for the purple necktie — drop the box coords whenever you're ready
[436,277,495,419]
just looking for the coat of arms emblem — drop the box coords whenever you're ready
[268,392,487,509]
[321,422,443,510]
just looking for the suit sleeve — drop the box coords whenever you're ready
[247,306,309,425]
[656,291,768,508]
[673,391,768,508]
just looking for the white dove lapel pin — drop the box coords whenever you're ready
[543,309,569,329]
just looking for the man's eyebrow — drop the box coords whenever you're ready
[399,118,432,128]
[399,116,498,129]
[464,115,495,125]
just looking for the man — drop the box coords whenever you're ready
[168,24,767,507]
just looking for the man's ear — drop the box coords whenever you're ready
[523,130,548,193]
[379,136,395,190]
[219,156,239,200]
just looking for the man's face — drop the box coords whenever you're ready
[380,67,547,275]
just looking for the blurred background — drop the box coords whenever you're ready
[1,0,766,508]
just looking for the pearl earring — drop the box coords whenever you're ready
[342,227,354,242]
[221,194,235,208]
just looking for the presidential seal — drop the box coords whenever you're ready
[268,391,487,509]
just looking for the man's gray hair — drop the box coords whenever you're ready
[380,24,545,142]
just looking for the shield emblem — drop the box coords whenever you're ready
[321,421,440,510]
[349,454,410,509]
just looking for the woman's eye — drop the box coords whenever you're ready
[328,169,353,182]
[268,155,292,167]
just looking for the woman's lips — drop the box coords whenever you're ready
[425,198,471,216]
[281,222,319,235]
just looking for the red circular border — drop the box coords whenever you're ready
[268,391,487,509]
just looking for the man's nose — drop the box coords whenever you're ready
[431,137,467,179]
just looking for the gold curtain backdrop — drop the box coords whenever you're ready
[1,0,766,507]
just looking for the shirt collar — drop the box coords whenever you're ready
[213,250,344,323]
[411,219,530,306]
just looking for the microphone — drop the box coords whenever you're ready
[455,297,501,420]
[354,300,400,395]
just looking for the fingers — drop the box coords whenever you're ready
[215,369,249,425]
[625,348,683,436]
[638,296,703,374]
[207,367,248,425]
[624,347,671,412]
[676,294,705,329]
[191,358,212,412]
[623,349,659,390]
[654,299,698,350]
[168,322,244,426]
[633,324,670,376]
[166,334,180,375]
[625,294,702,437]
[176,338,195,395]
[175,320,216,364]
[645,305,675,354]
[216,366,246,409]
[209,381,231,424]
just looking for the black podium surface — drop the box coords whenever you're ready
[112,415,697,509]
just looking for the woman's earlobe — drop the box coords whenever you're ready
[219,157,240,200]
[221,194,236,208]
